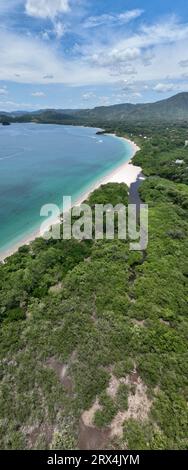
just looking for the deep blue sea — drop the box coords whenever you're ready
[0,123,132,255]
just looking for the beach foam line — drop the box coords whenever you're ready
[0,136,141,262]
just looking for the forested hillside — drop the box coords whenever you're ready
[2,93,188,125]
[0,124,188,450]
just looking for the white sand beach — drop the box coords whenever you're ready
[75,137,141,205]
[0,136,141,262]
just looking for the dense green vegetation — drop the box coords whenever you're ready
[2,92,188,125]
[0,122,188,450]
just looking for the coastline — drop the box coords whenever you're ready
[0,136,141,262]
[74,136,141,204]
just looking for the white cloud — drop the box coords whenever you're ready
[132,92,142,98]
[53,21,66,38]
[1,15,188,89]
[109,66,137,78]
[99,17,188,63]
[25,0,70,19]
[79,16,188,83]
[82,91,96,101]
[91,47,141,67]
[41,31,50,41]
[0,100,39,111]
[40,23,66,40]
[0,29,110,86]
[0,30,64,83]
[122,17,188,51]
[31,91,46,97]
[119,10,144,23]
[0,86,8,95]
[84,9,143,28]
[43,74,54,79]
[153,83,177,93]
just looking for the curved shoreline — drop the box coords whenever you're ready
[0,135,141,262]
[74,136,141,204]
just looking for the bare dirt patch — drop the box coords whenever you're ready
[110,372,152,438]
[81,398,101,427]
[106,375,120,399]
[159,318,170,326]
[49,282,63,294]
[79,418,111,450]
[79,398,111,450]
[79,368,152,448]
[132,319,145,327]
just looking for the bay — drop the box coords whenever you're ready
[0,123,132,255]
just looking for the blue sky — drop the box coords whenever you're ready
[0,0,188,111]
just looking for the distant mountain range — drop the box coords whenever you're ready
[1,92,188,125]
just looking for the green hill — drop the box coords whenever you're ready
[2,93,188,125]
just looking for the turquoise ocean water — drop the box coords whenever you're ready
[0,124,133,255]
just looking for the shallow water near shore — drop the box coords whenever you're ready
[0,123,133,257]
